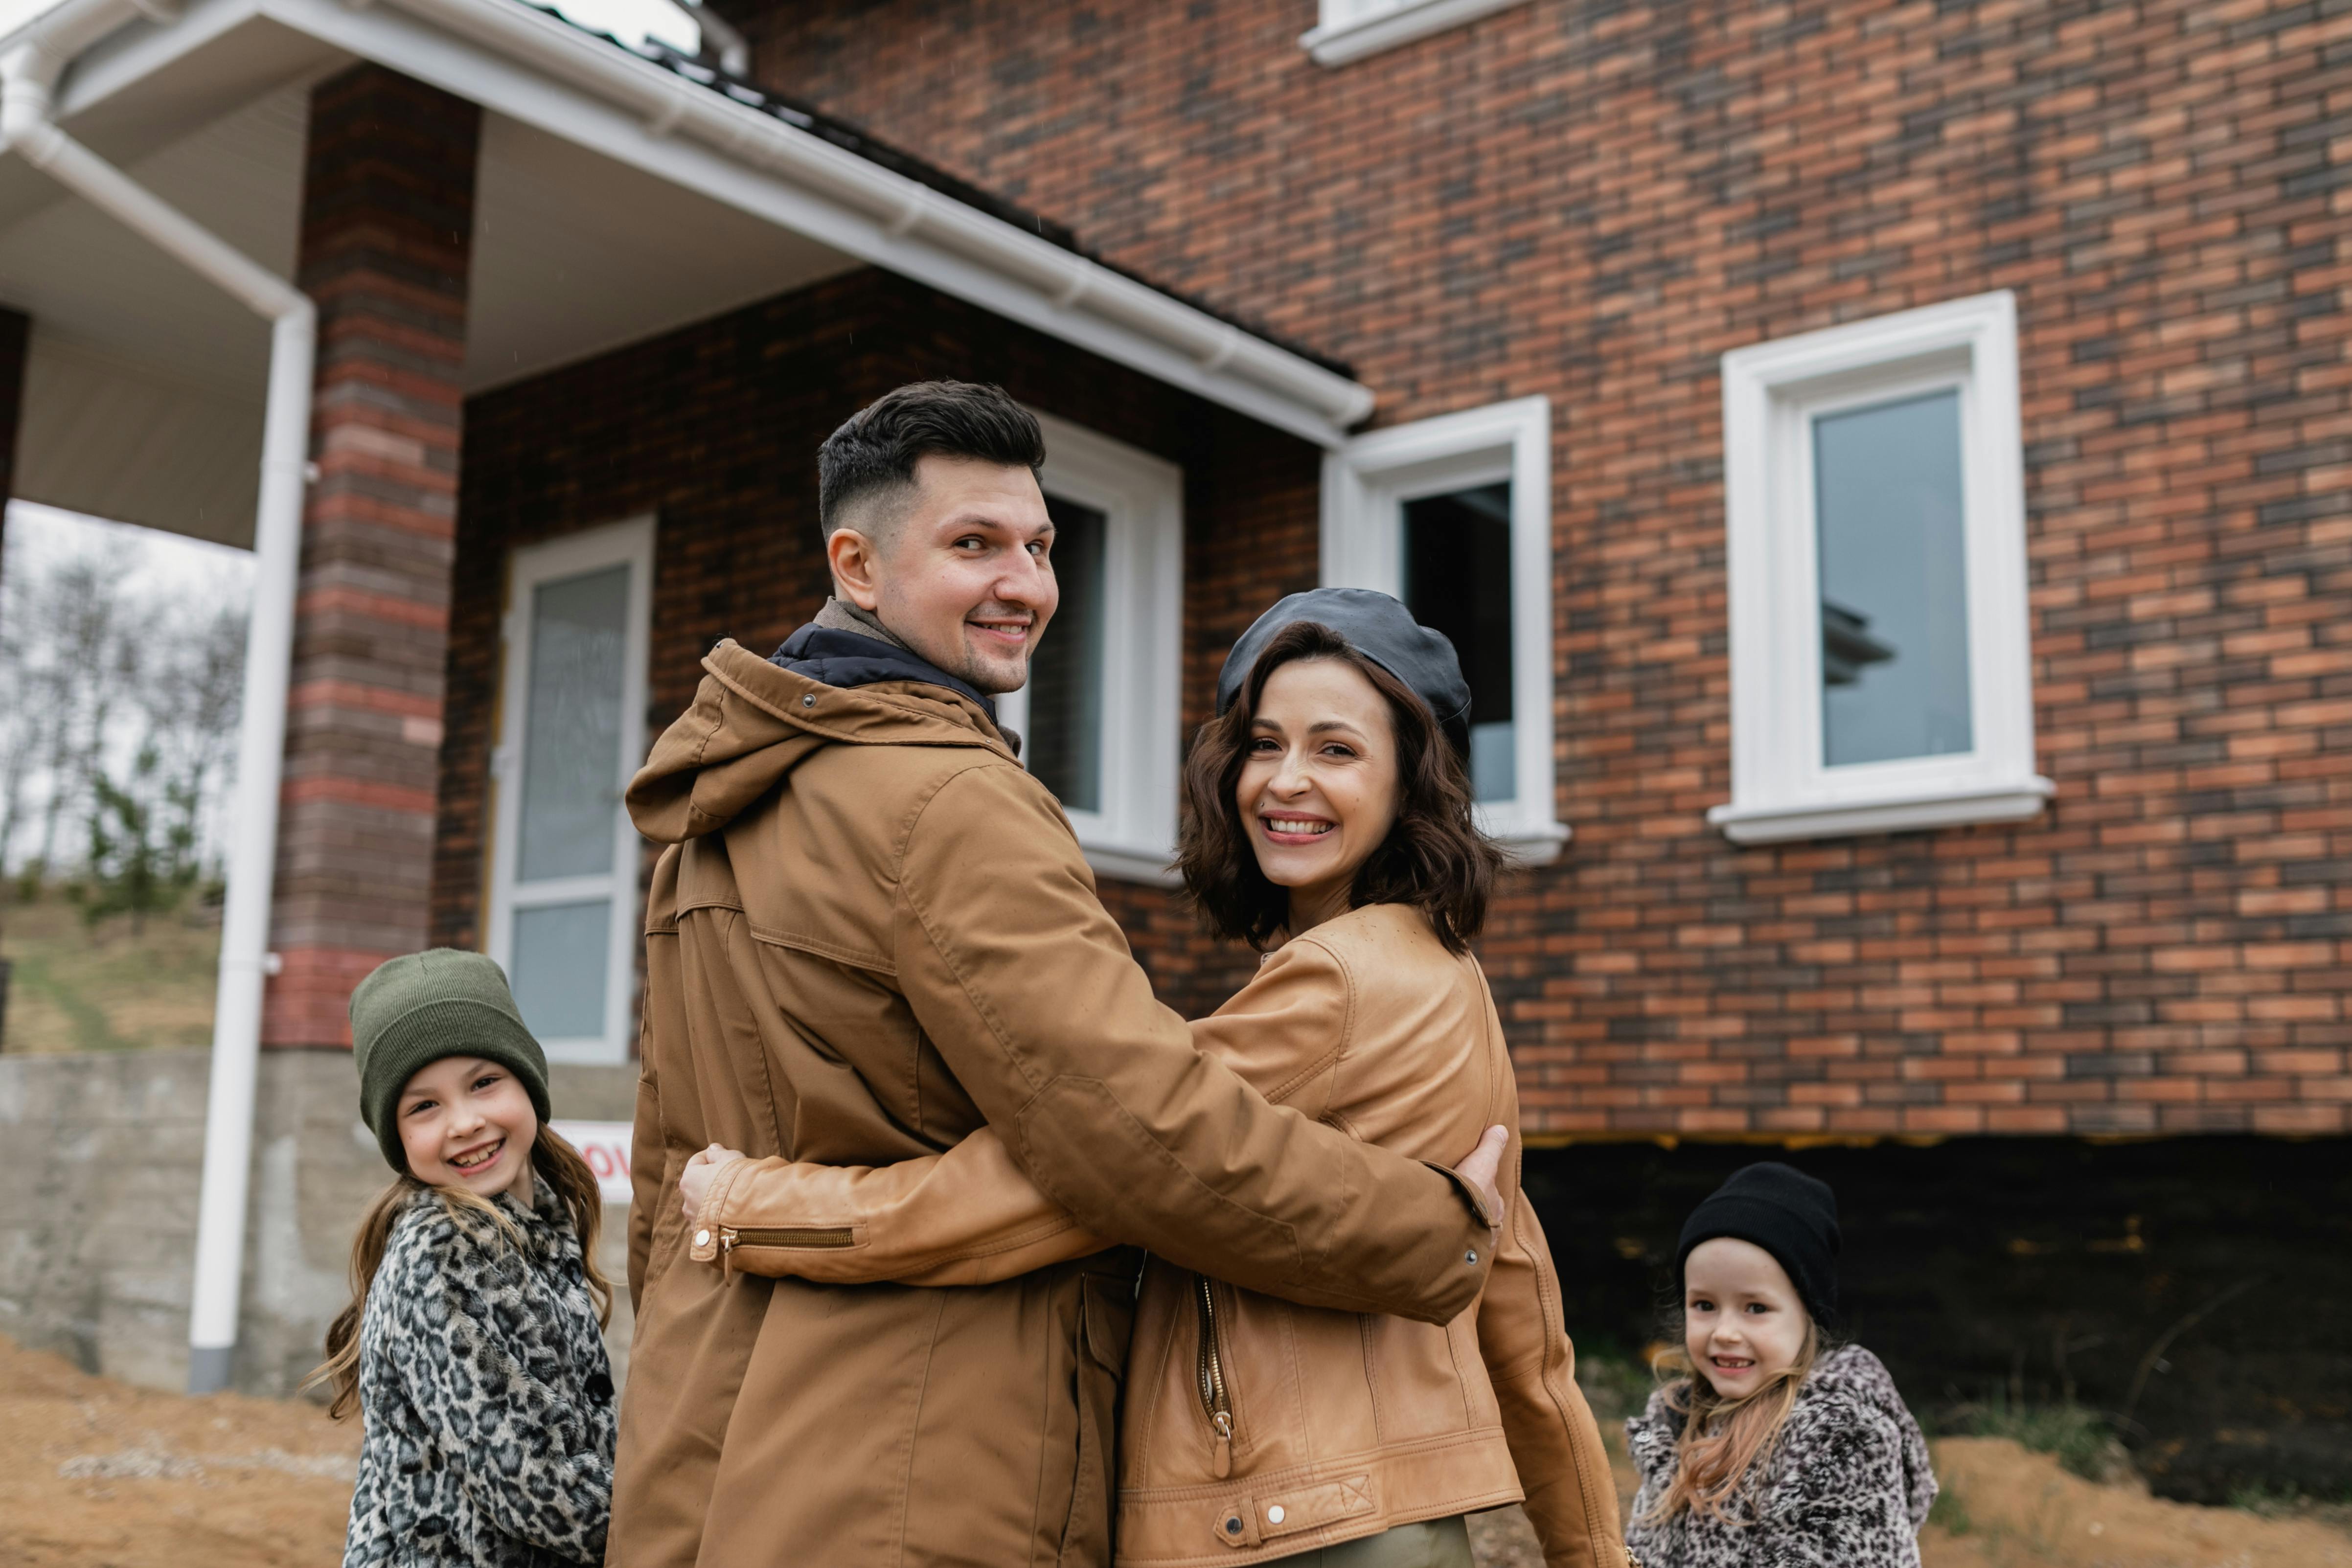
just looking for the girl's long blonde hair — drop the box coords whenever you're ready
[1641,1319,1823,1524]
[307,1126,611,1420]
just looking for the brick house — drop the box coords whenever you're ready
[1,0,2345,1495]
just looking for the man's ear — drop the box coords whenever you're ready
[826,527,884,612]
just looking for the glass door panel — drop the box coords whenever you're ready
[518,565,630,880]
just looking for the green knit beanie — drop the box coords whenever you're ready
[349,949,553,1175]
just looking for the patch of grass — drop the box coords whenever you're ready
[1927,1473,1974,1536]
[1949,1396,2128,1483]
[1574,1349,1655,1424]
[0,888,219,1053]
[2228,1479,2352,1525]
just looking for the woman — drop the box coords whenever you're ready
[678,590,1626,1568]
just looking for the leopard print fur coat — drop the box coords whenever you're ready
[343,1179,616,1567]
[1621,1344,1937,1568]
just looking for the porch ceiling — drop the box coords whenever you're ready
[0,11,856,546]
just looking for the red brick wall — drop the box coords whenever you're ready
[727,0,2352,1136]
[439,268,1313,1020]
[268,66,478,1047]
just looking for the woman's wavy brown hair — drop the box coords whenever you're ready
[1177,619,1506,953]
[305,1125,611,1420]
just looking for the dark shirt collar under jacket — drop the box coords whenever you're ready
[772,603,999,723]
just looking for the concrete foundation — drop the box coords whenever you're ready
[0,1048,637,1398]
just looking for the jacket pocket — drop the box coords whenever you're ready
[1059,1266,1138,1567]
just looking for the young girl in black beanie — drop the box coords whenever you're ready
[310,949,616,1568]
[1623,1163,1937,1568]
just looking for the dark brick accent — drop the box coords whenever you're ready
[0,306,30,519]
[718,0,2352,1138]
[266,66,480,1048]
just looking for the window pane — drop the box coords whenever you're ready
[1402,481,1514,803]
[1814,390,1973,768]
[1026,495,1108,813]
[518,564,630,881]
[509,899,611,1040]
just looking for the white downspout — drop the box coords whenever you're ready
[0,11,315,1395]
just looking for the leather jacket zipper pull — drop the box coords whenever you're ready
[1211,1410,1233,1479]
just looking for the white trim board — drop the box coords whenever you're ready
[1322,393,1566,863]
[998,410,1185,886]
[1300,0,1532,66]
[1708,291,2052,845]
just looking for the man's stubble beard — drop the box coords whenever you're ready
[917,618,1031,697]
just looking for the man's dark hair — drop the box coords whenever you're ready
[1176,620,1507,954]
[817,380,1046,541]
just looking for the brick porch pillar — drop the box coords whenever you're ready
[264,66,480,1048]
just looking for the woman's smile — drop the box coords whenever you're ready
[1259,814,1335,843]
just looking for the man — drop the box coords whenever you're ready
[612,382,1506,1568]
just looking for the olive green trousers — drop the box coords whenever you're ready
[1274,1516,1474,1568]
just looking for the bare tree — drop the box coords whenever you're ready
[0,520,247,906]
[25,547,136,880]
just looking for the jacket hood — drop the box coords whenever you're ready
[1801,1344,1939,1528]
[627,638,1012,844]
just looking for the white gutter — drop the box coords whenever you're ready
[354,0,1377,436]
[0,0,314,1396]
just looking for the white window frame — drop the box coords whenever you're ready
[1322,394,1566,864]
[1300,0,1534,66]
[995,412,1185,886]
[484,515,655,1063]
[1709,291,2051,845]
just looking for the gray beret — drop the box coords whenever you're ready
[1216,589,1473,753]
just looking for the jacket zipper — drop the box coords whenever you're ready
[717,1226,855,1275]
[1194,1274,1235,1478]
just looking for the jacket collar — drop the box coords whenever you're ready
[628,639,1014,845]
[772,614,998,722]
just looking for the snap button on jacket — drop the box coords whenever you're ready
[608,642,1499,1568]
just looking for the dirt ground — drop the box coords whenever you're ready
[4,1332,2348,1568]
[0,1333,359,1567]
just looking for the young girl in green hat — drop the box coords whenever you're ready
[311,948,617,1568]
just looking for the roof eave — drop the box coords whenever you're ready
[37,0,1377,445]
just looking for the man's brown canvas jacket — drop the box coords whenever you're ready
[610,640,1496,1568]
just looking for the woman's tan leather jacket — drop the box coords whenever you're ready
[690,903,1628,1568]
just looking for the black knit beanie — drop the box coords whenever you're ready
[1674,1162,1841,1330]
[349,949,552,1175]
